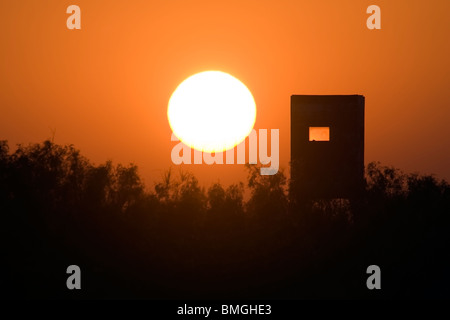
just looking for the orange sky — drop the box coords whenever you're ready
[1,0,449,187]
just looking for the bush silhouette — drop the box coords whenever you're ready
[0,140,449,299]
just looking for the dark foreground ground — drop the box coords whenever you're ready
[1,140,449,299]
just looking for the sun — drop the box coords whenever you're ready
[168,71,256,153]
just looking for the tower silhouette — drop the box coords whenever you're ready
[290,95,365,201]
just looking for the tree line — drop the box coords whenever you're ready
[0,140,449,299]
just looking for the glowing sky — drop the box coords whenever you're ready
[1,0,449,186]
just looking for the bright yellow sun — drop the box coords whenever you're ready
[168,71,256,153]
